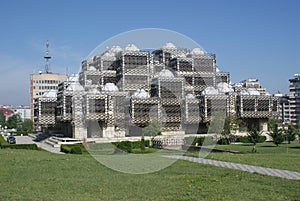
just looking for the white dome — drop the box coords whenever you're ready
[186,93,195,99]
[159,69,174,78]
[109,45,122,54]
[133,89,150,99]
[247,88,260,95]
[43,90,57,98]
[174,53,186,58]
[163,42,177,49]
[66,82,84,91]
[125,44,139,52]
[88,66,97,71]
[191,48,205,55]
[102,52,116,59]
[239,89,249,95]
[202,87,219,95]
[67,74,79,82]
[102,83,119,92]
[217,82,234,93]
[89,88,100,94]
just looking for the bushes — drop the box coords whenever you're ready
[112,140,150,153]
[0,135,8,146]
[237,136,266,143]
[61,144,85,154]
[1,144,39,150]
[184,136,216,146]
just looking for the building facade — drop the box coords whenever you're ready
[34,43,280,139]
[289,74,300,127]
[30,72,67,121]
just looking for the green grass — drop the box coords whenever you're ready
[0,149,299,200]
[185,141,300,172]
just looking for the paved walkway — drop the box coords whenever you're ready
[14,135,64,154]
[164,155,300,180]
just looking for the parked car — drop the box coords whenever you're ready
[7,136,16,144]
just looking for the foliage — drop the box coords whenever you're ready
[18,119,34,135]
[237,136,266,143]
[1,144,39,150]
[61,144,86,154]
[0,110,5,125]
[142,120,161,137]
[0,135,8,146]
[70,146,82,154]
[284,125,299,144]
[267,118,284,146]
[112,141,132,153]
[6,114,22,129]
[247,128,262,152]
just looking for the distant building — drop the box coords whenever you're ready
[30,72,67,122]
[7,105,31,121]
[239,78,267,95]
[0,106,14,119]
[289,74,300,127]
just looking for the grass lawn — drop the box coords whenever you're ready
[185,141,300,172]
[0,149,300,201]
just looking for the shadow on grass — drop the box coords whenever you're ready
[290,146,300,149]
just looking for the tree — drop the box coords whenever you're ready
[6,114,22,129]
[142,120,161,151]
[284,125,299,144]
[248,128,262,152]
[221,116,241,143]
[268,118,284,146]
[20,119,34,135]
[0,110,5,126]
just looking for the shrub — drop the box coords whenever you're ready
[113,141,132,153]
[0,135,9,146]
[70,146,82,154]
[217,138,230,145]
[61,144,86,154]
[237,136,266,143]
[184,136,198,146]
[1,144,39,150]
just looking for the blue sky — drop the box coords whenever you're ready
[0,0,299,105]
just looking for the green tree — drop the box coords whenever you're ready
[0,110,5,126]
[20,119,34,135]
[284,125,299,144]
[6,114,22,129]
[142,120,161,151]
[221,116,241,143]
[268,118,284,146]
[248,128,262,152]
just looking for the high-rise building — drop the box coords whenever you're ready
[29,41,67,122]
[289,74,300,127]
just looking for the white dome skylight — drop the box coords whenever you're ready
[133,89,150,99]
[159,69,174,78]
[102,83,119,92]
[163,42,177,49]
[125,44,139,52]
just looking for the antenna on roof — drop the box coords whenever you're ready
[44,40,52,73]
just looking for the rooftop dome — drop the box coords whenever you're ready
[159,69,174,78]
[88,65,97,71]
[66,82,84,91]
[109,45,122,54]
[102,51,116,59]
[43,90,57,98]
[67,74,79,82]
[89,88,100,94]
[191,48,205,56]
[217,82,234,93]
[125,44,139,52]
[247,88,260,95]
[186,93,196,99]
[163,42,177,49]
[202,87,219,95]
[102,83,119,92]
[239,89,249,95]
[133,89,150,99]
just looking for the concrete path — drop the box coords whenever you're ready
[14,135,64,154]
[164,155,300,180]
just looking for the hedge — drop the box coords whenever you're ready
[184,136,216,146]
[112,140,151,153]
[237,136,266,143]
[1,144,39,150]
[61,144,86,154]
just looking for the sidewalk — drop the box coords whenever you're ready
[164,155,300,180]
